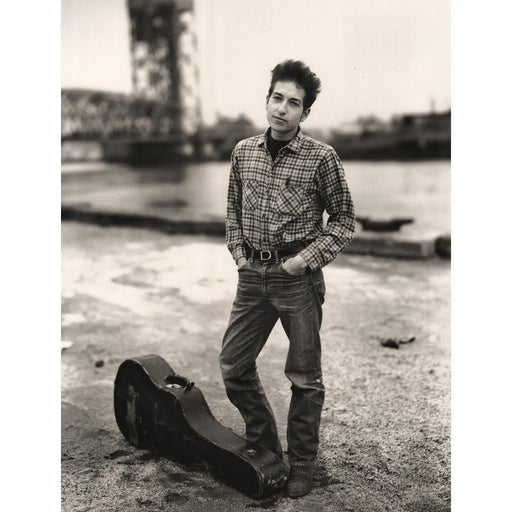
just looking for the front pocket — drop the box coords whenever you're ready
[237,261,251,272]
[278,261,306,277]
[276,187,306,215]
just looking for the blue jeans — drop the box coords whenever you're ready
[219,258,325,466]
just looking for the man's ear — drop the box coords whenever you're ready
[301,108,311,122]
[265,94,269,105]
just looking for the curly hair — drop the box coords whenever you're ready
[268,60,322,110]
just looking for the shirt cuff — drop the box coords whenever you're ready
[230,245,246,263]
[298,247,323,272]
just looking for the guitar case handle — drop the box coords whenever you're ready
[165,374,195,391]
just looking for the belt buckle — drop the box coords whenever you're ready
[259,250,272,261]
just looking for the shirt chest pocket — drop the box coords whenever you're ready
[276,186,308,216]
[242,180,261,211]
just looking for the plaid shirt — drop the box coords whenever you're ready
[226,128,355,271]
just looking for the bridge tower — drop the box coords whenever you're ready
[127,0,201,135]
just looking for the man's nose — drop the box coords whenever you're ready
[278,102,287,114]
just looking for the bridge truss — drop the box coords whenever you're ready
[127,0,201,135]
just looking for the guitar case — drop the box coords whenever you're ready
[113,354,288,498]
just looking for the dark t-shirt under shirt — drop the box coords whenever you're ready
[267,132,292,161]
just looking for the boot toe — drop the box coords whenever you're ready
[286,465,314,498]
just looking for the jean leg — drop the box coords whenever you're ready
[219,272,282,456]
[272,268,326,465]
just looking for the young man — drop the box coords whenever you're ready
[219,60,355,498]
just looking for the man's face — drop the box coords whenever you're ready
[266,80,310,140]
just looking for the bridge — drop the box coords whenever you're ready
[61,85,260,162]
[61,0,239,162]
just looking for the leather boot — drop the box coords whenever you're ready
[286,465,315,498]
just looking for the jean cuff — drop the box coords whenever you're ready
[289,460,316,467]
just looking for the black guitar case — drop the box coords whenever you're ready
[113,354,288,498]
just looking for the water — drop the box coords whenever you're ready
[62,159,450,239]
[344,160,450,238]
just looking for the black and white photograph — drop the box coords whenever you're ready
[6,0,511,509]
[58,1,455,510]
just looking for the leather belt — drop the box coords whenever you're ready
[245,243,308,263]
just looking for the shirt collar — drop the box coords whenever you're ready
[257,127,304,154]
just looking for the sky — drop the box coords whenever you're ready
[61,0,451,129]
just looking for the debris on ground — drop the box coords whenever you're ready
[379,336,416,349]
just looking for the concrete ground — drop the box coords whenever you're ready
[61,222,450,512]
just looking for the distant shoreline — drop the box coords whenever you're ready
[61,139,450,164]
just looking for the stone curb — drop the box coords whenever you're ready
[61,206,225,236]
[61,205,450,260]
[344,237,437,259]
